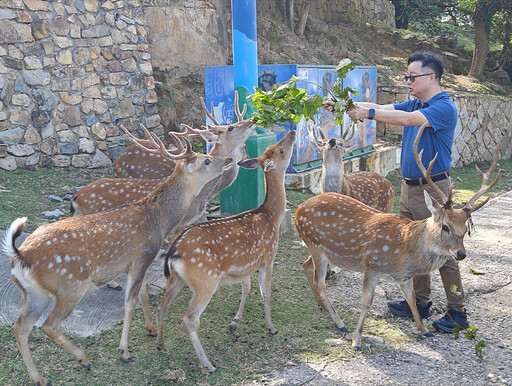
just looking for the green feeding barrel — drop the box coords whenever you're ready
[219,131,276,216]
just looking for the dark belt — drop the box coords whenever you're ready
[404,171,449,186]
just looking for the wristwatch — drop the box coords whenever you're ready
[368,108,375,120]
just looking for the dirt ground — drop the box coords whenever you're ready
[253,191,512,385]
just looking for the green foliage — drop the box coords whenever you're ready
[469,266,487,275]
[249,59,359,128]
[450,284,462,296]
[155,82,177,109]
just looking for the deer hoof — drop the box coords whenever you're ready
[268,328,278,336]
[353,345,362,351]
[209,367,218,374]
[78,360,91,370]
[424,331,434,337]
[156,344,163,351]
[229,323,238,334]
[121,356,134,363]
[339,326,348,333]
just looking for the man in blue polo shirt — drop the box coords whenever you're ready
[325,51,468,333]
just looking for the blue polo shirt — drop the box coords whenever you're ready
[394,92,457,179]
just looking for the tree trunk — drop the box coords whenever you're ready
[286,0,295,32]
[468,14,490,77]
[295,0,310,36]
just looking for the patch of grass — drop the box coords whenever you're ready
[317,52,331,65]
[264,27,280,44]
[0,167,114,233]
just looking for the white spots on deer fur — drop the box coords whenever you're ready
[68,273,73,280]
[383,245,389,252]
[48,262,54,268]
[60,268,67,275]
[394,248,400,254]
[198,262,203,268]
[64,255,71,262]
[55,255,62,264]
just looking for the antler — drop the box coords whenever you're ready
[412,122,449,204]
[234,89,247,121]
[120,124,191,160]
[200,97,220,125]
[342,121,356,142]
[462,144,502,213]
[307,120,326,147]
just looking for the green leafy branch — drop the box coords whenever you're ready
[249,59,360,127]
[450,284,486,359]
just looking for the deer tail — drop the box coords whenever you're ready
[2,217,27,258]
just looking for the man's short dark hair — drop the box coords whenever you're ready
[408,51,444,81]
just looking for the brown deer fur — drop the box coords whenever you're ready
[155,131,296,373]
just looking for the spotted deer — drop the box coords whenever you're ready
[155,131,296,373]
[308,121,395,211]
[2,129,234,386]
[307,121,396,278]
[113,91,247,179]
[295,122,501,350]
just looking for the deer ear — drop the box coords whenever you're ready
[345,144,358,154]
[263,160,276,172]
[423,190,442,217]
[238,158,259,169]
[309,139,322,153]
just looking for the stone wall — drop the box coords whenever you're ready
[257,0,395,28]
[376,86,512,167]
[0,0,162,171]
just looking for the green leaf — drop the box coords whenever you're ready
[469,267,487,275]
[453,326,461,340]
[449,284,462,296]
[249,58,357,127]
[475,340,486,360]
[464,325,478,340]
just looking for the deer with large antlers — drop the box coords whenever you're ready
[113,91,248,179]
[295,122,501,349]
[155,131,296,373]
[2,128,234,385]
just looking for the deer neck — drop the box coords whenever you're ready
[139,167,195,238]
[401,218,451,274]
[259,170,287,223]
[322,162,344,193]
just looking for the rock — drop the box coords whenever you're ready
[7,144,34,156]
[31,20,51,40]
[49,195,63,202]
[0,155,16,170]
[42,209,65,219]
[92,149,113,168]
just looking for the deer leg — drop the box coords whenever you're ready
[303,256,328,309]
[41,296,90,369]
[182,282,219,373]
[399,280,432,336]
[156,273,185,350]
[13,289,51,386]
[229,276,251,333]
[138,276,155,336]
[311,253,347,333]
[258,263,277,335]
[352,272,378,350]
[118,270,145,362]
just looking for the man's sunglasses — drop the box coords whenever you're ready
[404,73,434,82]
